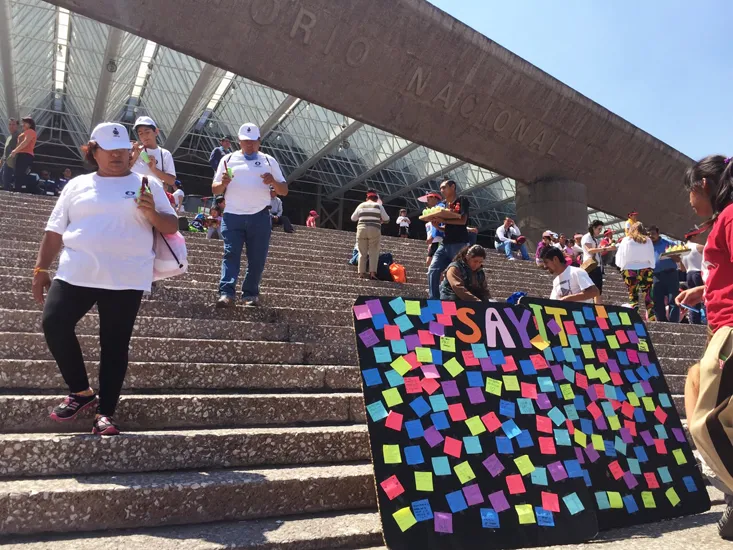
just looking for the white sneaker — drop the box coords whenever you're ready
[507,257,516,261]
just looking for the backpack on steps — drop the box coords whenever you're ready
[376,253,393,281]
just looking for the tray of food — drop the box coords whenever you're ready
[418,206,463,221]
[660,244,691,259]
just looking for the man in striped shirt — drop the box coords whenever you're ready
[350,189,390,279]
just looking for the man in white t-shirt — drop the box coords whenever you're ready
[212,123,287,308]
[541,246,599,303]
[129,116,177,189]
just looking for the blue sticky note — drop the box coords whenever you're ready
[659,393,672,408]
[389,297,406,314]
[628,458,641,475]
[419,308,434,324]
[603,440,617,457]
[655,425,668,440]
[412,498,434,521]
[362,368,383,387]
[538,376,554,392]
[432,456,451,475]
[683,476,698,493]
[609,312,620,326]
[623,494,639,514]
[516,430,534,449]
[385,370,404,387]
[548,407,566,426]
[582,470,592,487]
[531,466,548,486]
[517,398,535,415]
[624,369,639,383]
[554,429,571,446]
[564,404,579,421]
[432,348,443,365]
[617,351,629,366]
[390,339,408,355]
[647,364,660,378]
[562,365,576,383]
[481,508,500,528]
[634,446,649,463]
[634,322,646,337]
[471,343,488,359]
[593,328,605,343]
[544,347,555,362]
[564,348,577,364]
[574,396,587,412]
[496,436,514,454]
[637,366,651,381]
[520,360,536,376]
[467,371,484,387]
[427,300,443,314]
[446,490,468,513]
[405,445,425,465]
[568,334,581,349]
[573,311,586,325]
[429,394,449,412]
[431,412,450,431]
[536,507,555,527]
[552,346,565,362]
[565,459,583,478]
[614,436,627,456]
[410,397,432,418]
[371,313,388,330]
[583,306,595,321]
[604,385,617,401]
[501,419,521,439]
[405,419,424,439]
[580,418,593,434]
[563,492,585,515]
[658,466,673,484]
[499,400,517,419]
[366,401,388,421]
[601,401,615,417]
[393,314,414,332]
[573,356,585,371]
[596,492,610,510]
[489,350,506,365]
[633,383,646,397]
[464,436,483,454]
[634,408,647,423]
[580,327,593,342]
[373,347,392,364]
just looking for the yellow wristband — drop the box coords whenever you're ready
[33,267,50,276]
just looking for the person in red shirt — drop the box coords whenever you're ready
[306,210,319,228]
[678,154,733,540]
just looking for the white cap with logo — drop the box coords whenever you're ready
[91,122,133,151]
[238,123,261,141]
[133,115,157,129]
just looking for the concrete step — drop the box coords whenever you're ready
[0,393,363,433]
[0,425,370,477]
[0,463,376,535]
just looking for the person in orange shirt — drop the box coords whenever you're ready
[9,116,37,194]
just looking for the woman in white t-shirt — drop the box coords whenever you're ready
[676,231,705,324]
[32,122,178,436]
[172,180,185,214]
[582,220,613,304]
[615,222,656,321]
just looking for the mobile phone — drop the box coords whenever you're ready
[140,147,150,163]
[224,160,233,178]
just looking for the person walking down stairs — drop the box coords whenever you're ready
[350,189,389,280]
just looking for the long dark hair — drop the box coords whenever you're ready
[454,244,486,263]
[684,155,733,220]
[80,141,100,169]
[21,116,35,130]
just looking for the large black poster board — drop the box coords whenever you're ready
[353,297,710,549]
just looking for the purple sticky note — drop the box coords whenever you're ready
[585,445,600,463]
[641,381,653,394]
[623,471,639,490]
[442,380,460,397]
[463,484,484,506]
[488,490,510,513]
[359,328,380,348]
[548,461,568,481]
[434,512,453,533]
[620,428,634,444]
[547,318,562,336]
[429,321,446,336]
[483,454,505,477]
[365,299,384,315]
[405,334,421,351]
[550,364,565,381]
[480,357,496,372]
[640,430,655,446]
[587,386,599,402]
[673,428,687,443]
[424,426,444,448]
[467,387,486,404]
[607,359,620,373]
[575,446,585,464]
[639,352,650,366]
[594,415,608,430]
[536,393,552,410]
[627,330,639,344]
[353,304,372,320]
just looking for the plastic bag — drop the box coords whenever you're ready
[389,263,407,283]
[153,230,188,281]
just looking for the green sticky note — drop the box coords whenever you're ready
[666,487,681,507]
[638,339,649,352]
[391,356,412,376]
[642,397,655,412]
[415,471,434,491]
[673,449,688,465]
[627,392,641,407]
[514,455,535,476]
[641,491,656,509]
[465,416,487,436]
[440,336,456,352]
[444,357,464,377]
[454,461,476,484]
[383,444,402,464]
[485,378,503,396]
[608,491,623,509]
[560,384,575,401]
[581,344,595,359]
[574,430,587,448]
[607,335,620,349]
[516,504,536,524]
[607,415,621,431]
[393,507,417,532]
[586,364,598,380]
[597,367,611,384]
[503,375,520,392]
[382,387,404,408]
[405,300,421,316]
[415,347,433,363]
[591,434,605,451]
[619,312,631,325]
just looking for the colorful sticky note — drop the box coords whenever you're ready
[366,401,388,422]
[393,507,417,532]
[516,504,536,524]
[391,356,412,376]
[385,410,403,431]
[454,461,476,484]
[440,336,456,352]
[666,487,681,507]
[415,347,433,363]
[563,492,585,515]
[383,444,401,464]
[405,300,421,315]
[503,375,520,392]
[443,357,464,377]
[514,455,536,476]
[465,416,487,436]
[608,491,623,509]
[382,387,403,408]
[380,475,405,500]
[531,334,550,350]
[542,491,560,513]
[412,499,433,522]
[446,490,468,513]
[415,471,434,492]
[641,491,656,509]
[673,448,688,465]
[485,378,503,396]
[434,511,453,533]
[480,508,500,528]
[483,454,504,477]
[432,456,451,476]
[489,490,510,513]
[506,474,526,495]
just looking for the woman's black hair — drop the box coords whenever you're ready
[21,116,36,130]
[684,155,733,219]
[453,244,486,262]
[587,219,603,234]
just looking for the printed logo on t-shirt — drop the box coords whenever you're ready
[254,161,262,166]
[124,190,136,198]
[555,277,573,298]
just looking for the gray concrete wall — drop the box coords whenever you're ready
[47,0,695,237]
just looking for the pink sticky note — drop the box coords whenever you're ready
[624,419,637,436]
[563,320,578,335]
[654,406,668,425]
[448,403,467,421]
[608,460,624,480]
[380,475,405,500]
[644,472,660,489]
[444,436,462,458]
[385,411,403,431]
[536,416,553,434]
[530,354,548,370]
[502,357,518,372]
[596,317,609,330]
[547,318,562,335]
[621,402,635,419]
[586,402,602,420]
[442,302,457,315]
[542,492,560,513]
[482,412,502,432]
[462,350,480,366]
[422,378,441,395]
[597,349,609,363]
[627,349,639,363]
[353,304,372,320]
[434,512,453,533]
[539,436,556,455]
[404,376,422,394]
[655,439,668,455]
[463,483,484,506]
[521,382,538,399]
[436,313,453,326]
[575,373,588,390]
[506,474,526,495]
[404,352,421,370]
[610,372,624,386]
[418,330,435,346]
[422,364,440,379]
[383,325,401,340]
[615,330,629,345]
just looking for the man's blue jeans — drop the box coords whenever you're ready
[653,269,680,323]
[1,164,14,191]
[496,241,530,260]
[428,242,467,299]
[219,208,271,299]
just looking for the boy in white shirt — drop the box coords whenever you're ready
[129,116,177,189]
[541,246,600,303]
[396,209,410,238]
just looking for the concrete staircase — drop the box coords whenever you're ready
[0,190,713,547]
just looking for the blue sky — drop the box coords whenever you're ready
[428,0,733,160]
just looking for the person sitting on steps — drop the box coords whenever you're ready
[440,245,491,302]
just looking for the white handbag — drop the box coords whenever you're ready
[153,230,188,281]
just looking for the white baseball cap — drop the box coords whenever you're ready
[90,123,133,151]
[133,115,157,129]
[238,123,261,141]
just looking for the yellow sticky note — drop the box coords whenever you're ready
[415,471,434,491]
[581,344,595,359]
[574,430,588,448]
[591,434,605,451]
[516,504,536,525]
[560,384,575,401]
[627,392,641,407]
[465,416,487,436]
[586,364,598,380]
[383,444,402,464]
[607,335,620,349]
[673,449,688,465]
[596,305,608,318]
[619,312,632,325]
[608,491,623,509]
[454,461,476,484]
[607,415,621,431]
[440,336,456,352]
[597,367,611,384]
[391,356,411,376]
[485,378,503,396]
[503,375,520,392]
[530,334,550,351]
[415,347,433,363]
[642,397,655,412]
[393,507,417,532]
[443,357,464,377]
[382,387,403,408]
[638,339,649,352]
[514,455,535,476]
[666,487,681,507]
[641,491,656,509]
[405,300,421,316]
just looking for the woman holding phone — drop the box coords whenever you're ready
[32,122,178,435]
